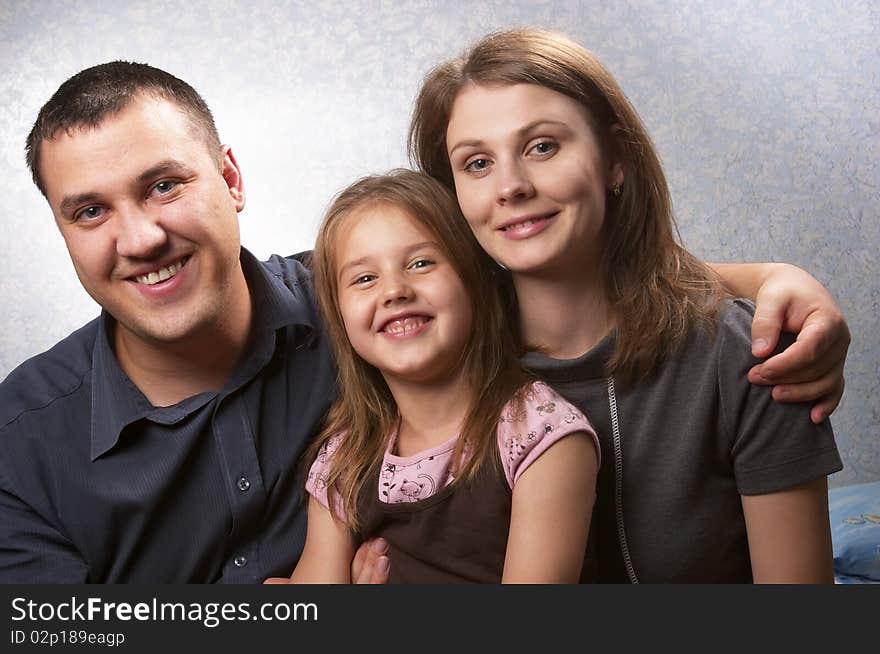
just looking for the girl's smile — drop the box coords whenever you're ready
[334,203,473,386]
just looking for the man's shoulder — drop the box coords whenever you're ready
[260,251,314,287]
[0,317,99,431]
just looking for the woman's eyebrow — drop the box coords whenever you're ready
[448,120,571,155]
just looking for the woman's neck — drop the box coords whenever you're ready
[513,269,613,359]
[385,369,473,458]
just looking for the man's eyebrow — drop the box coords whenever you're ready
[136,159,194,184]
[59,192,102,216]
[58,160,196,216]
[448,120,571,156]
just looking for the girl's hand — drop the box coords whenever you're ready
[746,264,850,424]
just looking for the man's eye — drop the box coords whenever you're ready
[75,206,104,222]
[154,180,178,194]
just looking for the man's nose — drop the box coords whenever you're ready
[115,205,168,259]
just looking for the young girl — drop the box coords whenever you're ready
[408,28,841,582]
[290,169,600,583]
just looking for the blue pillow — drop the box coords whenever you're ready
[828,481,880,581]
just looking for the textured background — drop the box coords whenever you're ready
[1,0,877,486]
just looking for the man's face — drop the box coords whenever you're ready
[39,95,249,350]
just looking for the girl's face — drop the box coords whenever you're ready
[334,203,473,386]
[446,83,623,279]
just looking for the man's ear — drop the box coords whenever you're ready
[221,145,246,212]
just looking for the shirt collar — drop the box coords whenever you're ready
[90,247,318,460]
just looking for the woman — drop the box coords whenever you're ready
[406,28,842,582]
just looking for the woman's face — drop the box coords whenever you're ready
[446,83,622,279]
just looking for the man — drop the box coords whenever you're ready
[0,61,367,582]
[0,61,848,583]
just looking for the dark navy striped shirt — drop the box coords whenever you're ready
[0,249,335,583]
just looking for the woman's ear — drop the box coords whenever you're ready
[606,124,625,190]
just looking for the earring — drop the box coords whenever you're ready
[611,183,622,197]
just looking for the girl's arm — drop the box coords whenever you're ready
[709,262,849,423]
[501,432,598,583]
[288,496,356,584]
[741,477,834,583]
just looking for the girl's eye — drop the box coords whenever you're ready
[75,206,104,222]
[463,158,491,173]
[153,180,178,195]
[353,274,376,285]
[409,258,435,270]
[528,140,557,157]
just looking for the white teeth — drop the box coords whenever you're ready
[383,316,429,335]
[502,218,537,231]
[135,258,187,285]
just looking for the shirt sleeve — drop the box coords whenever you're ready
[304,433,347,520]
[718,299,843,495]
[497,381,600,488]
[0,471,89,583]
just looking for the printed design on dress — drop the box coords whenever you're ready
[536,400,556,415]
[382,464,438,503]
[500,382,585,472]
[308,434,344,491]
[380,463,398,500]
[399,475,437,501]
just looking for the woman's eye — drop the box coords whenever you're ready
[75,206,104,222]
[464,158,491,173]
[529,141,557,156]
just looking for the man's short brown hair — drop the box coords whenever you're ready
[26,61,222,196]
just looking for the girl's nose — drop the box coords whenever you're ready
[382,275,413,306]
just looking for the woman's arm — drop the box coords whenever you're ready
[709,262,850,423]
[288,496,356,584]
[741,477,834,583]
[502,432,598,583]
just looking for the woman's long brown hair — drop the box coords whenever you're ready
[409,28,726,383]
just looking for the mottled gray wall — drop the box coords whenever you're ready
[1,0,877,485]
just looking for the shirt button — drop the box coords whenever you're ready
[237,477,251,492]
[234,555,247,568]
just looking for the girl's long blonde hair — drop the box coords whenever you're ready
[409,28,726,382]
[309,169,529,529]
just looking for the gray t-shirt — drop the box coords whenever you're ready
[521,299,842,582]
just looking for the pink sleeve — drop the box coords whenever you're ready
[497,381,600,488]
[304,433,347,521]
